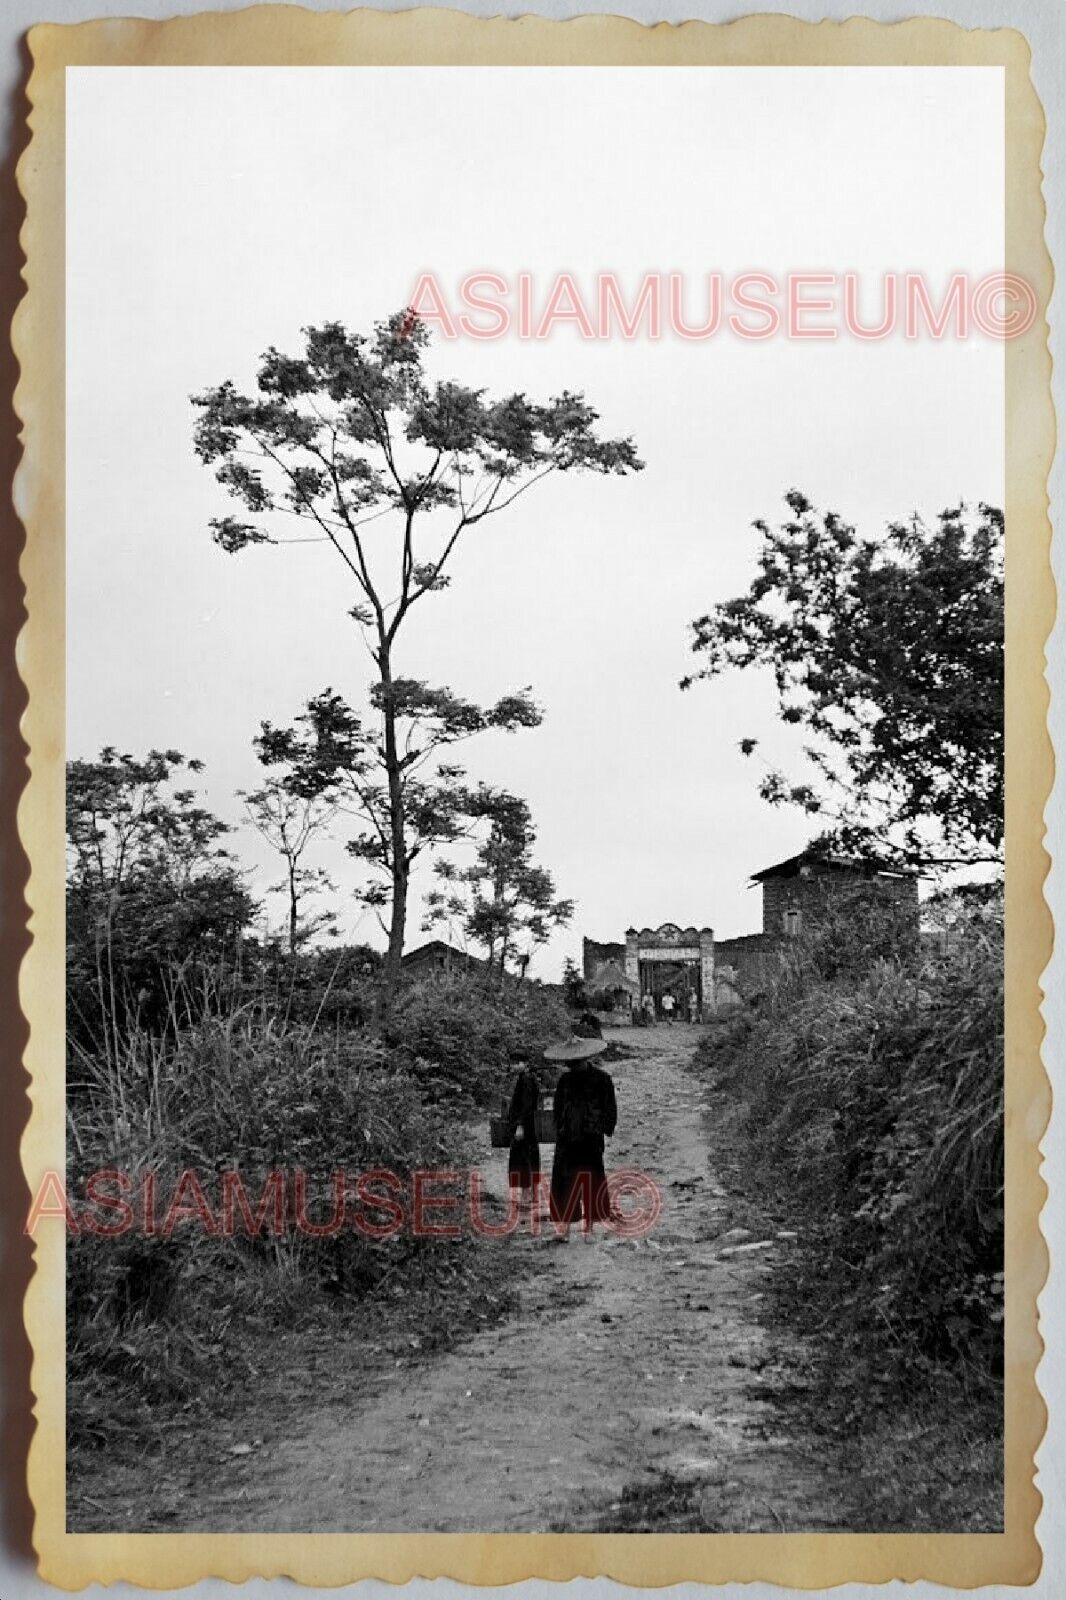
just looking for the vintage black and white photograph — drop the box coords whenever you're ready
[43,49,1025,1548]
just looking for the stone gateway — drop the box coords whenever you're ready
[583,844,919,1020]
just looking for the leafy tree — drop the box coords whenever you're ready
[253,687,540,944]
[562,957,588,1009]
[240,775,337,956]
[66,749,254,1049]
[193,311,642,1008]
[67,747,227,893]
[424,784,573,974]
[682,493,1003,869]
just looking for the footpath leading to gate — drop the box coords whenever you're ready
[168,1024,840,1533]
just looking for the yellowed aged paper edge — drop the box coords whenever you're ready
[12,7,1053,1588]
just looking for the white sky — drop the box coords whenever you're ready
[66,66,1004,975]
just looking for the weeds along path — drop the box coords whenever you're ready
[176,1025,834,1533]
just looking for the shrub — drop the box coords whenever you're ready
[66,749,256,1052]
[697,888,1003,1401]
[67,988,464,1451]
[386,971,570,1107]
[238,939,383,1031]
[67,963,570,1450]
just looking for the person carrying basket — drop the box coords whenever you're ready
[504,1050,542,1215]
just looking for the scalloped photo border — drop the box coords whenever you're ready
[12,7,1054,1588]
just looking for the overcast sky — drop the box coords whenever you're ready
[66,66,1004,975]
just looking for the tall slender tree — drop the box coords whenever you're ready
[193,311,642,1009]
[240,776,337,956]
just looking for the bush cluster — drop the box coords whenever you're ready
[698,888,1003,1404]
[67,963,568,1451]
[387,972,570,1106]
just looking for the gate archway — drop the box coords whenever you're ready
[624,924,715,1018]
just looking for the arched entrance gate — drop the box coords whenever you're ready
[624,924,715,1020]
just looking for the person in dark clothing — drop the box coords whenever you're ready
[505,1054,541,1209]
[546,1037,618,1237]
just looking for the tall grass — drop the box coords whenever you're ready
[67,960,569,1453]
[698,889,1003,1402]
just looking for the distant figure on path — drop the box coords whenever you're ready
[688,990,699,1024]
[641,992,656,1025]
[546,1037,618,1237]
[505,1052,541,1213]
[573,1010,603,1040]
[662,992,676,1024]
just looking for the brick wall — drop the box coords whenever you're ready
[761,866,919,943]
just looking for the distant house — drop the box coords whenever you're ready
[749,847,919,939]
[716,847,919,995]
[401,940,486,982]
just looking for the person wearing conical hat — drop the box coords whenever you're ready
[545,1036,617,1238]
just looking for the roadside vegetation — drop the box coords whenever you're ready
[64,748,570,1497]
[679,489,1005,1528]
[67,952,568,1488]
[694,884,1004,1529]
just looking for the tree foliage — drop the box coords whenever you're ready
[253,686,541,931]
[240,775,337,955]
[562,957,588,1009]
[423,785,573,972]
[683,493,1003,868]
[193,310,642,1004]
[66,749,254,1046]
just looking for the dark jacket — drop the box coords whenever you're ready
[550,1062,617,1224]
[553,1062,617,1153]
[506,1068,540,1178]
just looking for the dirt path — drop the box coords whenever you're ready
[173,1025,839,1533]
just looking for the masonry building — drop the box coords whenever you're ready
[584,844,919,1019]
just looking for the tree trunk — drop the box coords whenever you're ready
[377,642,408,1023]
[288,860,299,958]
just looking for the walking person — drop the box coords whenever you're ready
[661,991,676,1025]
[546,1037,618,1239]
[641,991,656,1026]
[505,1051,542,1217]
[688,989,699,1025]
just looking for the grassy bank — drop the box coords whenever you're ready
[691,888,1004,1530]
[66,967,569,1492]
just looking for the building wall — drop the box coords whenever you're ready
[713,970,746,1012]
[714,933,781,997]
[583,938,626,986]
[760,866,919,943]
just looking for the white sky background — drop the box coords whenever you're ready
[66,66,1004,976]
